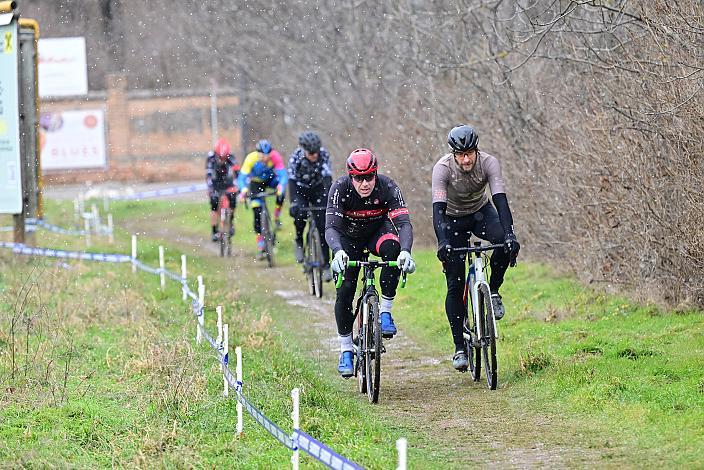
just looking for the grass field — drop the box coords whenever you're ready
[1,198,703,467]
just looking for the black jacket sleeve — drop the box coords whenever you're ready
[491,193,515,235]
[432,201,450,247]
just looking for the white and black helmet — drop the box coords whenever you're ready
[448,125,479,152]
[299,131,322,154]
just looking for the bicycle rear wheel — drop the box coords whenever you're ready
[478,284,497,389]
[310,219,323,298]
[365,296,382,403]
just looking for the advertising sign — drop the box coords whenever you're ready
[40,109,107,170]
[0,19,22,214]
[38,37,88,97]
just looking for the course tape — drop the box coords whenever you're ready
[110,183,208,201]
[1,237,366,468]
[294,430,365,470]
[236,390,297,450]
[0,242,132,263]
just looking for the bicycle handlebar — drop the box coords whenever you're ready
[249,190,279,199]
[298,205,327,212]
[452,243,505,254]
[334,260,408,289]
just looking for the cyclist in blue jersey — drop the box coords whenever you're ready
[238,139,288,257]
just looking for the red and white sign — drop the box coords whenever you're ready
[40,110,107,170]
[38,37,88,97]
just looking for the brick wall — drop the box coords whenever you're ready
[42,74,242,184]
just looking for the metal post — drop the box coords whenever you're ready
[107,213,114,244]
[396,438,407,470]
[210,78,218,146]
[18,23,39,247]
[197,277,204,344]
[91,204,99,233]
[131,234,137,273]
[223,323,229,397]
[159,246,165,290]
[291,388,300,470]
[73,198,80,227]
[236,346,243,434]
[181,255,187,300]
[84,219,91,247]
[216,305,223,345]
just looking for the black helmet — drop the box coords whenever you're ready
[447,125,479,152]
[299,131,321,154]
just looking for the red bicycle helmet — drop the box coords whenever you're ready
[214,138,231,158]
[346,148,378,175]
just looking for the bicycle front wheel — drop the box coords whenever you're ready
[310,219,323,298]
[304,227,315,295]
[260,208,275,267]
[356,313,366,394]
[478,284,497,389]
[365,296,382,403]
[464,314,481,382]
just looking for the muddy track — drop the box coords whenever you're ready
[128,220,609,468]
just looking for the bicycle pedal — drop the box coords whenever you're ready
[380,345,386,354]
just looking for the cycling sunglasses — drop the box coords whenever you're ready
[352,173,376,183]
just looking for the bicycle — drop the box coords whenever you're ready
[248,190,278,268]
[214,188,237,258]
[453,241,505,390]
[300,205,327,298]
[335,258,407,403]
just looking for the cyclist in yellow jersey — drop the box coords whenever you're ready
[238,139,288,257]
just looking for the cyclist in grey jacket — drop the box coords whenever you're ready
[432,124,520,371]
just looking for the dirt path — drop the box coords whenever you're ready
[130,221,609,468]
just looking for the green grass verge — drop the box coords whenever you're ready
[394,250,704,466]
[0,198,440,468]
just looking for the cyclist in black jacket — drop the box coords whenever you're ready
[288,132,333,279]
[325,148,415,377]
[206,138,240,241]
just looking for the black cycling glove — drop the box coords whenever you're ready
[504,233,520,266]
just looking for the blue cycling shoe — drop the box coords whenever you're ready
[380,312,397,338]
[337,351,354,378]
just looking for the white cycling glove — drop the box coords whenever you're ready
[331,250,349,274]
[397,250,416,274]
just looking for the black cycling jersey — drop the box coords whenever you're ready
[206,152,240,193]
[325,174,413,253]
[288,147,332,188]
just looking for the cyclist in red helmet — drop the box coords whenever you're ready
[326,148,415,377]
[206,137,240,241]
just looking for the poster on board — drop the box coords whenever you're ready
[40,109,107,170]
[38,37,88,97]
[0,18,22,214]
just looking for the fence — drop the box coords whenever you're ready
[1,226,409,469]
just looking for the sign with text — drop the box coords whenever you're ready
[40,109,107,170]
[0,19,22,214]
[38,37,88,97]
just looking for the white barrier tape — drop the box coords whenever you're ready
[293,430,364,470]
[163,269,183,283]
[235,390,297,450]
[2,233,371,469]
[3,244,132,263]
[110,183,208,201]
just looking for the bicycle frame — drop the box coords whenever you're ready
[300,206,326,270]
[456,242,504,343]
